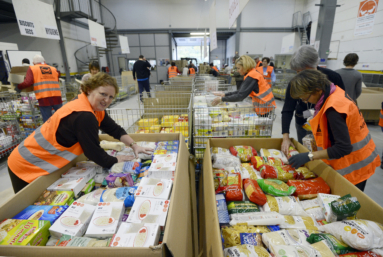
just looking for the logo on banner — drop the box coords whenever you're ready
[358,0,378,17]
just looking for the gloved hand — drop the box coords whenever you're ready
[288,152,310,169]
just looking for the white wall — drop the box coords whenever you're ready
[226,34,236,67]
[239,32,292,57]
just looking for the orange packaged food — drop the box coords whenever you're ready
[216,173,243,202]
[243,178,267,206]
[287,177,331,200]
[229,146,258,162]
[259,165,297,182]
[251,156,265,170]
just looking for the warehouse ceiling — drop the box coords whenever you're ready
[173,32,235,43]
[0,0,16,24]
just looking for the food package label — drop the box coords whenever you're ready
[34,190,74,206]
[317,193,341,223]
[110,223,160,247]
[135,177,173,200]
[47,177,87,197]
[13,205,69,225]
[216,194,230,225]
[127,197,170,227]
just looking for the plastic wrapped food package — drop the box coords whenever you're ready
[251,156,265,170]
[295,167,316,180]
[300,198,326,221]
[216,194,230,226]
[260,149,288,164]
[286,146,299,159]
[101,187,137,207]
[229,146,258,162]
[307,233,358,255]
[100,140,125,151]
[339,251,383,257]
[259,165,296,182]
[223,244,271,257]
[76,161,103,174]
[270,240,336,257]
[265,157,284,167]
[243,179,267,206]
[302,134,317,152]
[210,147,231,156]
[262,229,312,249]
[317,193,341,223]
[213,169,227,191]
[287,177,331,200]
[225,173,244,202]
[56,234,111,247]
[322,220,383,251]
[110,162,142,174]
[105,173,134,188]
[230,212,285,226]
[222,225,278,248]
[243,165,262,180]
[227,201,260,215]
[330,194,361,221]
[257,179,296,197]
[77,189,104,206]
[280,215,322,231]
[212,154,241,169]
[263,195,309,216]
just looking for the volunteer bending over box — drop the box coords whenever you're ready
[8,73,153,193]
[287,70,380,192]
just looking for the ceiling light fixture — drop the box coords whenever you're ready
[190,32,210,35]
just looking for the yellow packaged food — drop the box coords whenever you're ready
[161,115,179,126]
[222,224,276,248]
[138,118,159,127]
[296,167,316,179]
[160,127,174,133]
[174,121,188,132]
[149,125,161,133]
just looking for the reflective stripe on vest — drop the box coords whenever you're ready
[309,86,379,185]
[33,81,60,87]
[34,87,61,94]
[8,93,105,183]
[168,67,177,78]
[256,66,273,84]
[30,64,61,100]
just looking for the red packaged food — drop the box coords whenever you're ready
[243,178,267,205]
[339,252,382,257]
[216,173,243,201]
[251,156,265,170]
[260,165,297,182]
[229,146,258,162]
[287,177,331,200]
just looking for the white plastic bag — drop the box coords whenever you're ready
[229,212,284,226]
[263,196,309,216]
[280,215,322,231]
[300,198,325,221]
[262,229,311,249]
[212,154,241,169]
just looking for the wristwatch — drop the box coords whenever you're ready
[130,142,137,147]
[308,152,314,161]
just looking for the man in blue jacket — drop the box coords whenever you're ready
[133,55,151,102]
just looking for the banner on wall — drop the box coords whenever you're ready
[119,36,130,54]
[204,29,208,58]
[88,19,106,48]
[228,0,249,28]
[13,0,60,40]
[354,0,379,37]
[209,0,218,51]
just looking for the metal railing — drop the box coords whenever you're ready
[292,11,303,28]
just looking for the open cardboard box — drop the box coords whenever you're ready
[198,138,383,257]
[7,66,33,92]
[0,133,198,257]
[358,88,383,122]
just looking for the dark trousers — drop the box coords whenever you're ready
[355,180,367,192]
[39,103,63,122]
[295,122,312,144]
[138,79,151,102]
[8,166,29,194]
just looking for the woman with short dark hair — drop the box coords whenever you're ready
[335,53,363,103]
[81,60,100,83]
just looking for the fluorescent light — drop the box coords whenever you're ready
[190,32,210,35]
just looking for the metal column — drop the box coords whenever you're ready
[315,0,340,65]
[55,0,71,82]
[235,14,241,55]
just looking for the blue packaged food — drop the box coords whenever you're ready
[239,233,262,246]
[216,194,230,225]
[100,186,137,207]
[13,205,68,225]
[267,225,280,232]
[155,145,179,151]
[110,162,142,174]
[156,140,179,147]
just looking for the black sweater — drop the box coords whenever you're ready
[56,111,127,168]
[222,76,259,102]
[132,60,151,80]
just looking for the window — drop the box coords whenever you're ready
[148,59,157,71]
[128,60,136,71]
[177,45,210,64]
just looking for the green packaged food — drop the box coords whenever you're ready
[306,233,357,254]
[257,179,296,196]
[0,219,50,246]
[227,201,260,215]
[330,194,361,221]
[81,179,95,194]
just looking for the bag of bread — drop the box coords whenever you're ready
[263,195,309,216]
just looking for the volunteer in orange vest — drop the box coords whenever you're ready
[254,57,262,68]
[211,55,276,116]
[380,102,383,169]
[17,55,62,122]
[168,62,181,79]
[188,65,196,75]
[288,70,380,192]
[8,73,153,193]
[209,63,219,77]
[256,57,275,87]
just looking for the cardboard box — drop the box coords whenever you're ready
[199,138,383,257]
[7,66,33,92]
[0,133,197,257]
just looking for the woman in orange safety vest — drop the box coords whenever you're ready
[288,70,380,192]
[8,73,153,193]
[256,57,275,87]
[211,55,276,116]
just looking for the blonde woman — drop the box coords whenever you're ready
[212,55,276,115]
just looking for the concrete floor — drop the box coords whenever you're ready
[0,94,382,207]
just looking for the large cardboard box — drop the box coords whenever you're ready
[358,88,383,122]
[7,66,34,93]
[0,133,198,257]
[121,71,138,94]
[198,138,383,257]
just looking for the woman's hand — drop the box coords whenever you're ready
[281,135,295,156]
[213,91,225,97]
[288,152,310,169]
[211,97,222,106]
[132,144,154,158]
[116,155,135,163]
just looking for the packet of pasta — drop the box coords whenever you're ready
[243,179,267,206]
[330,194,361,221]
[227,201,260,215]
[280,215,322,231]
[223,244,271,257]
[263,195,309,216]
[287,177,330,200]
[222,225,279,248]
[265,157,284,167]
[307,233,358,255]
[251,156,265,170]
[257,179,296,197]
[230,146,258,162]
[295,167,316,180]
[286,146,299,159]
[259,165,296,182]
[216,173,243,202]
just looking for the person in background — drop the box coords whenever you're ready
[231,64,244,90]
[133,55,151,102]
[256,57,275,87]
[209,63,219,77]
[335,53,363,103]
[82,60,100,83]
[288,70,380,192]
[168,62,181,79]
[192,63,198,73]
[8,73,153,193]
[22,58,30,66]
[281,45,345,151]
[211,55,276,116]
[254,57,262,68]
[224,64,232,74]
[182,65,189,76]
[188,65,196,75]
[380,102,383,169]
[269,56,275,68]
[17,55,62,122]
[306,21,312,44]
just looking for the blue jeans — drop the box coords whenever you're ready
[138,79,151,101]
[39,104,63,122]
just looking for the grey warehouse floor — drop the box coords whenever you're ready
[0,94,382,207]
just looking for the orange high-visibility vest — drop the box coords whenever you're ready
[30,64,61,100]
[256,61,262,68]
[212,66,219,72]
[310,86,380,185]
[189,68,195,75]
[8,93,105,183]
[245,68,276,115]
[379,108,383,127]
[256,66,273,86]
[168,66,178,78]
